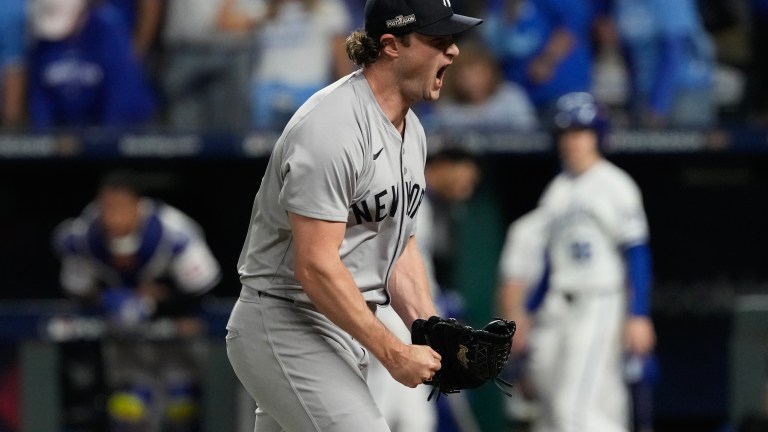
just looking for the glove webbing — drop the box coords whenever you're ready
[426,334,515,402]
[426,376,514,402]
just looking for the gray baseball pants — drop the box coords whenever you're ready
[225,287,392,432]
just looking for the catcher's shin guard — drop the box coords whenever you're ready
[107,386,152,430]
[165,383,201,432]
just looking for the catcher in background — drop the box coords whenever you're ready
[224,0,484,431]
[51,170,221,432]
[497,92,656,432]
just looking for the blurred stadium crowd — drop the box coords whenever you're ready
[1,0,768,134]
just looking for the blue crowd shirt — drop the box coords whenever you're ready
[28,4,155,131]
[0,0,27,68]
[482,0,593,109]
[614,0,714,116]
[105,0,138,34]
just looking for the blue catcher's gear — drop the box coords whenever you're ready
[107,386,152,427]
[165,382,200,430]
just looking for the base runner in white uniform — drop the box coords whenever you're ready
[224,1,482,431]
[498,92,657,432]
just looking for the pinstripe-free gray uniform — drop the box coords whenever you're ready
[226,70,428,431]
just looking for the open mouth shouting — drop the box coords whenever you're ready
[436,64,450,89]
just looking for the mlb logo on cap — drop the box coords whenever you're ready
[364,0,482,37]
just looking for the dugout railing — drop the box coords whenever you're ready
[0,297,242,432]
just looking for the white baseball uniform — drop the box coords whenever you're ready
[226,70,428,432]
[498,207,550,295]
[525,160,649,432]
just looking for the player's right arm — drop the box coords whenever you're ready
[497,279,531,355]
[623,243,656,355]
[611,173,656,355]
[58,256,101,299]
[51,219,100,300]
[288,212,441,388]
[496,209,550,353]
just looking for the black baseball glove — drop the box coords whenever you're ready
[411,316,516,401]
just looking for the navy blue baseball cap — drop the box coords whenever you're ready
[364,0,483,37]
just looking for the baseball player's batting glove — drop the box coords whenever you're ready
[411,316,516,401]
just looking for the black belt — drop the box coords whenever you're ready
[252,289,378,313]
[258,290,296,304]
[560,291,619,303]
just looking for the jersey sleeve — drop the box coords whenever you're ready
[498,210,548,287]
[170,237,221,295]
[624,243,652,316]
[51,219,100,297]
[278,120,364,222]
[610,176,649,247]
[59,257,101,297]
[158,204,222,295]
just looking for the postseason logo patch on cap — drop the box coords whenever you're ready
[365,0,482,37]
[386,14,416,29]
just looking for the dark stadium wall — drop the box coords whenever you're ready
[2,150,768,431]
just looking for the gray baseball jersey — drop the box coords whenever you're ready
[237,70,428,304]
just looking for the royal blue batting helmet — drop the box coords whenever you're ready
[552,92,610,150]
[553,92,602,129]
